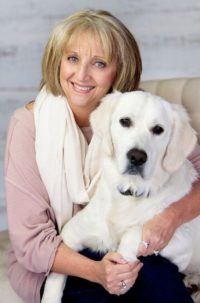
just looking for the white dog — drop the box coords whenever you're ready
[42,91,200,303]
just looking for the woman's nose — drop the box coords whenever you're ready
[76,63,91,81]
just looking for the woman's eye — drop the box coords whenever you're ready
[67,56,78,62]
[95,61,106,68]
[151,125,164,135]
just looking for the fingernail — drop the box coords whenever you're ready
[120,258,127,264]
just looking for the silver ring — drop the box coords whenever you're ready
[121,280,127,289]
[142,240,150,249]
[154,250,159,256]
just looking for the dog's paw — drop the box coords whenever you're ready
[184,273,200,288]
[117,245,138,262]
[116,174,151,198]
[192,291,200,303]
[117,181,150,198]
[121,252,138,263]
[184,274,200,303]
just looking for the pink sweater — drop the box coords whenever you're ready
[4,107,200,303]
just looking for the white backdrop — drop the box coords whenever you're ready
[0,0,200,230]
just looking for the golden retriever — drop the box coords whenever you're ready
[42,91,200,303]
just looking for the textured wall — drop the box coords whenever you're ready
[0,0,200,230]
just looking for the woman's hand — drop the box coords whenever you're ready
[137,207,179,257]
[94,252,143,295]
[137,179,200,257]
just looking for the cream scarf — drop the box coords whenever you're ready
[34,87,102,231]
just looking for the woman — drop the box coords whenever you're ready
[5,9,200,303]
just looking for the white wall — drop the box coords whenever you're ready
[0,0,200,230]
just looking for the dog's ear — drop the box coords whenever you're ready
[90,91,122,156]
[162,104,197,173]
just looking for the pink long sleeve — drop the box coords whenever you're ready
[5,107,62,303]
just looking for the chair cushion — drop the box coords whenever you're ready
[140,78,200,143]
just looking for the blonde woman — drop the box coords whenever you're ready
[5,9,199,303]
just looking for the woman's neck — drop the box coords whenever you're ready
[73,111,90,127]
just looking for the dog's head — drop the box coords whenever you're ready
[90,90,197,195]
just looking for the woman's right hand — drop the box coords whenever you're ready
[94,252,143,296]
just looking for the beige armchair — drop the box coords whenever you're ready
[0,77,200,302]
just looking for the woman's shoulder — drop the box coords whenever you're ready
[11,101,35,132]
[6,102,36,153]
[13,100,34,117]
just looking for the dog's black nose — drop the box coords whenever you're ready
[127,148,147,166]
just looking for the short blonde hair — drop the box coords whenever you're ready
[41,9,142,95]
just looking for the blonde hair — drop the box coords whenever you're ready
[41,9,142,95]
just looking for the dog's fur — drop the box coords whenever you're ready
[42,91,200,303]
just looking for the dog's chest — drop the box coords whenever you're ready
[107,198,139,240]
[107,195,164,237]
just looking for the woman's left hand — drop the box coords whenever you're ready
[137,207,179,257]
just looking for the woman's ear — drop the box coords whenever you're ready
[90,91,122,156]
[162,104,197,172]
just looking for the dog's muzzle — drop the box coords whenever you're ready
[125,148,147,175]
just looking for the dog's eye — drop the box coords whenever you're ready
[119,117,132,128]
[151,125,164,135]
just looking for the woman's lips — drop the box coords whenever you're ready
[72,82,95,93]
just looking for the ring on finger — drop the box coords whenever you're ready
[121,280,127,289]
[142,240,150,249]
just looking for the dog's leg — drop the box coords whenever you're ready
[60,214,86,251]
[41,214,88,303]
[117,226,142,262]
[41,273,67,303]
[161,223,195,272]
[41,226,81,303]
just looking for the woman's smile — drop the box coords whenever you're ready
[71,82,95,93]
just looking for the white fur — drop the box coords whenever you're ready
[42,91,200,303]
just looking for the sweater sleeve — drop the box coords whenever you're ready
[5,109,62,275]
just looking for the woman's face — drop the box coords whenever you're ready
[60,32,117,126]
